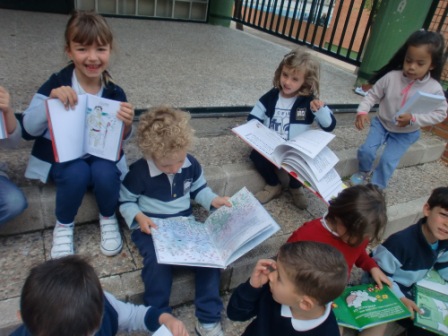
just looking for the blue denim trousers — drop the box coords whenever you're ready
[357,117,420,189]
[50,156,121,224]
[0,175,27,226]
[131,229,223,323]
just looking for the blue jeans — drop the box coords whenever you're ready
[0,175,27,226]
[357,117,420,189]
[50,156,121,224]
[131,229,223,323]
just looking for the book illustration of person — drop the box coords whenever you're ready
[88,105,106,148]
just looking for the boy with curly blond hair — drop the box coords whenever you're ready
[119,105,231,336]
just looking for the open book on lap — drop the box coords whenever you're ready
[414,269,448,335]
[46,94,124,162]
[232,119,344,203]
[333,284,411,331]
[150,187,280,268]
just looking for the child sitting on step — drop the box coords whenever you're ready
[119,105,231,336]
[246,48,336,210]
[227,241,348,335]
[10,255,188,336]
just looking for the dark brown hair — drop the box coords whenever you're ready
[278,241,348,306]
[427,186,448,210]
[20,255,104,336]
[326,183,387,246]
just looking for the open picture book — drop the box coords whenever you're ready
[414,269,448,335]
[46,94,124,162]
[232,119,344,203]
[333,283,411,331]
[150,187,280,268]
[395,91,446,118]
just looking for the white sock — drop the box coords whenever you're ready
[201,322,219,330]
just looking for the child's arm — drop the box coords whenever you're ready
[104,292,188,336]
[227,259,276,322]
[310,99,336,132]
[369,267,392,289]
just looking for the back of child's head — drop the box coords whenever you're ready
[273,48,320,97]
[426,186,448,210]
[138,105,194,160]
[278,241,347,306]
[65,10,113,49]
[370,29,445,83]
[326,184,387,246]
[20,255,103,336]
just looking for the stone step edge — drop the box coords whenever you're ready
[0,191,425,334]
[1,137,443,236]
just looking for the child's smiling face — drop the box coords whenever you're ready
[422,204,448,243]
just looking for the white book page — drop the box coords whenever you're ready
[273,129,335,160]
[417,269,448,295]
[232,120,285,166]
[153,325,173,336]
[206,187,280,266]
[396,91,445,117]
[84,94,123,161]
[0,111,7,139]
[151,217,224,267]
[46,95,87,162]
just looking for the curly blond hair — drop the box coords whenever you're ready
[137,106,194,160]
[273,48,320,97]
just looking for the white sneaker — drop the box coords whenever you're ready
[99,216,122,256]
[195,321,224,336]
[354,86,368,97]
[51,223,74,259]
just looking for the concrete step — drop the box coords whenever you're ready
[0,115,446,334]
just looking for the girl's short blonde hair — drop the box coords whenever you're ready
[137,105,194,160]
[273,48,320,97]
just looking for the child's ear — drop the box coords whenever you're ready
[16,310,22,322]
[298,295,315,311]
[423,203,430,216]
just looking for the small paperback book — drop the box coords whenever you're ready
[395,91,446,118]
[414,269,448,335]
[232,119,344,202]
[150,187,280,268]
[333,284,411,331]
[46,94,124,163]
[0,111,7,139]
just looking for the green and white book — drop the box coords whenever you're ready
[414,269,448,335]
[333,284,411,331]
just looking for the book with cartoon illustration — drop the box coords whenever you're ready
[232,119,344,203]
[150,187,280,268]
[333,284,411,331]
[46,94,124,162]
[414,269,448,335]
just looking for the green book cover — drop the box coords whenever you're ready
[414,269,448,335]
[332,284,411,331]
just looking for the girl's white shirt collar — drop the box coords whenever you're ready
[71,71,104,96]
[321,212,340,237]
[281,302,332,331]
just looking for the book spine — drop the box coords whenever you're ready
[0,111,7,139]
[45,100,60,163]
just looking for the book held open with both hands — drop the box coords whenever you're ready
[150,187,280,268]
[46,94,124,163]
[232,119,344,203]
[333,284,411,331]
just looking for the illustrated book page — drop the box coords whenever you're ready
[46,94,123,163]
[395,91,446,117]
[414,269,448,335]
[150,187,280,268]
[333,284,411,331]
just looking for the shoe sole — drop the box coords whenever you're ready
[100,242,123,256]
